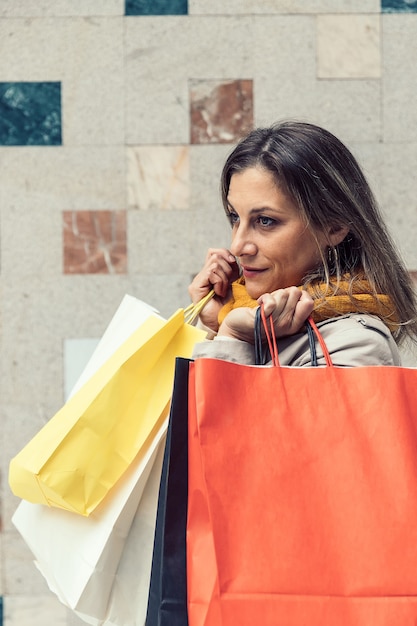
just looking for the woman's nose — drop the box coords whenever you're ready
[230,226,257,257]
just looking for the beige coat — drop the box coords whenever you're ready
[192,314,401,367]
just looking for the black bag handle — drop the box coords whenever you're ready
[254,306,318,366]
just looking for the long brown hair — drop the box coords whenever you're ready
[220,120,417,345]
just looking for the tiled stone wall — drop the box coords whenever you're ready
[1,1,416,624]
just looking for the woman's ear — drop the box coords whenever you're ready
[328,225,350,247]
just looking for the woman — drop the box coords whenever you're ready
[189,120,417,366]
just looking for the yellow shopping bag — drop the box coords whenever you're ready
[9,295,210,516]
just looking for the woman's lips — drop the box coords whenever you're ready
[242,267,265,278]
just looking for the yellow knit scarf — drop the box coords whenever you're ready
[218,276,399,332]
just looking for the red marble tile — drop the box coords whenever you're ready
[63,210,127,274]
[190,79,253,144]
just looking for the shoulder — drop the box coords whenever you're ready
[304,314,400,367]
[192,336,256,364]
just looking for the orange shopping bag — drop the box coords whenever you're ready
[187,314,417,626]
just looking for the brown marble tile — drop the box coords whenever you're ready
[190,79,253,144]
[63,210,127,274]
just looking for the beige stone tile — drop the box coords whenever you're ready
[126,16,188,144]
[33,273,193,320]
[0,278,106,410]
[314,79,381,143]
[2,403,54,493]
[191,204,233,274]
[317,14,381,79]
[128,210,195,275]
[380,142,417,269]
[0,533,3,594]
[63,338,100,401]
[3,531,55,595]
[348,141,384,204]
[190,0,380,14]
[382,15,417,142]
[251,16,317,126]
[3,421,54,520]
[0,17,124,145]
[189,144,236,267]
[0,147,125,212]
[0,285,66,413]
[3,593,67,626]
[119,274,193,318]
[256,57,380,145]
[0,0,123,16]
[127,146,190,210]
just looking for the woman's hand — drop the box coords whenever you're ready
[218,287,314,342]
[188,248,240,333]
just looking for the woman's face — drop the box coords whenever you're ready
[227,166,326,299]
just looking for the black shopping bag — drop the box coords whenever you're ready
[146,357,190,626]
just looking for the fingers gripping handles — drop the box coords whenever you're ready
[184,290,215,325]
[254,305,333,367]
[187,294,333,367]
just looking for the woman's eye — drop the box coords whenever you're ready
[258,215,276,227]
[228,212,239,226]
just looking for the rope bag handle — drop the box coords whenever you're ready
[254,304,333,367]
[184,289,215,325]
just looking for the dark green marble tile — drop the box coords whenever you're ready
[382,0,417,12]
[0,82,62,146]
[125,0,188,15]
